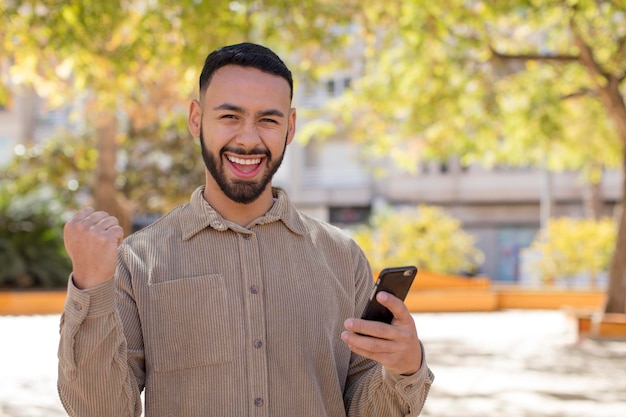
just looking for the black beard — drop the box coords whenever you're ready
[199,125,287,204]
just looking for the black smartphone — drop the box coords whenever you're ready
[360,266,418,324]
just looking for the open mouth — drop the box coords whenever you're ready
[226,154,264,177]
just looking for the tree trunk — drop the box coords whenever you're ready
[571,27,626,313]
[540,162,554,232]
[93,110,132,236]
[605,157,626,313]
[599,85,626,313]
[582,179,602,220]
[16,85,38,145]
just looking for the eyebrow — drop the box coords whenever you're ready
[213,103,285,119]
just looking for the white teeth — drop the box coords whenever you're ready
[227,156,261,165]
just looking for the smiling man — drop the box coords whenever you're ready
[58,43,434,417]
[193,63,295,219]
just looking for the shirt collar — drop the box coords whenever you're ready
[181,186,308,241]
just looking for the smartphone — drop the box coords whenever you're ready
[360,266,418,324]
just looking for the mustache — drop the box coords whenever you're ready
[221,146,271,158]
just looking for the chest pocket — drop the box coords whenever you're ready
[146,274,233,372]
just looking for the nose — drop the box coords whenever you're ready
[234,121,262,149]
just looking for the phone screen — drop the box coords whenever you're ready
[360,266,418,324]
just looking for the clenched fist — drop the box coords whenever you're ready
[63,208,124,289]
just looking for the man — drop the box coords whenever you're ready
[59,42,434,417]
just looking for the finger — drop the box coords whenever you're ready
[96,215,121,231]
[84,210,114,227]
[64,210,121,252]
[375,291,413,324]
[84,214,123,246]
[341,329,395,354]
[105,225,125,246]
[68,207,96,223]
[345,317,393,339]
[64,208,96,256]
[67,210,109,232]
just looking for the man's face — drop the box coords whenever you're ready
[190,65,295,204]
[199,125,288,204]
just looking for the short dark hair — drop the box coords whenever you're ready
[199,42,293,99]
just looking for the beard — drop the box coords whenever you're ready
[199,125,287,204]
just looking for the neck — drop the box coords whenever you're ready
[203,177,274,227]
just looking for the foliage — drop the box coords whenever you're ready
[308,0,626,312]
[311,0,624,175]
[1,130,98,209]
[0,0,360,214]
[1,119,206,217]
[528,217,616,287]
[0,185,71,288]
[119,116,206,214]
[351,205,484,275]
[0,0,357,114]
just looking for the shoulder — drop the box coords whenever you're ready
[299,211,351,240]
[296,211,365,258]
[122,203,188,250]
[296,212,373,289]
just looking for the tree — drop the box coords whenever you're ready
[0,185,71,288]
[528,217,616,288]
[2,1,181,234]
[314,0,626,313]
[1,0,356,231]
[351,204,484,275]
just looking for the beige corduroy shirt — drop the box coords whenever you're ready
[58,186,434,417]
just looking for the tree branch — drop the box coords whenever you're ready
[569,17,611,85]
[489,45,579,63]
[615,36,626,83]
[561,88,595,100]
[615,36,626,61]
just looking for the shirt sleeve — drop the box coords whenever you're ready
[57,261,144,417]
[343,249,435,416]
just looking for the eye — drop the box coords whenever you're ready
[260,118,278,124]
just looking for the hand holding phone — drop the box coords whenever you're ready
[360,266,418,324]
[344,266,422,375]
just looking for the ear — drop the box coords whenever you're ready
[286,107,297,145]
[188,99,202,139]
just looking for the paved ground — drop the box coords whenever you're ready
[0,310,625,417]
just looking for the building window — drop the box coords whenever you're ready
[329,206,371,225]
[325,80,336,95]
[324,77,353,97]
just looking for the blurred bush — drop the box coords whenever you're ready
[0,186,71,288]
[351,205,484,275]
[528,217,616,287]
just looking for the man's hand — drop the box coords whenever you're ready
[341,292,422,376]
[63,208,123,290]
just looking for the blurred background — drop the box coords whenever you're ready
[2,1,626,416]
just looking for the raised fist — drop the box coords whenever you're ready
[63,208,124,289]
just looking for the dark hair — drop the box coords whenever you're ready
[199,42,293,99]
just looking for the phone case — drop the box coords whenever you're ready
[360,266,418,324]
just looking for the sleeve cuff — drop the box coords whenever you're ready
[382,340,433,396]
[64,275,117,321]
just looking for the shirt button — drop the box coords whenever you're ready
[253,339,263,349]
[254,397,264,407]
[74,302,83,311]
[250,285,259,294]
[243,234,252,240]
[404,383,415,393]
